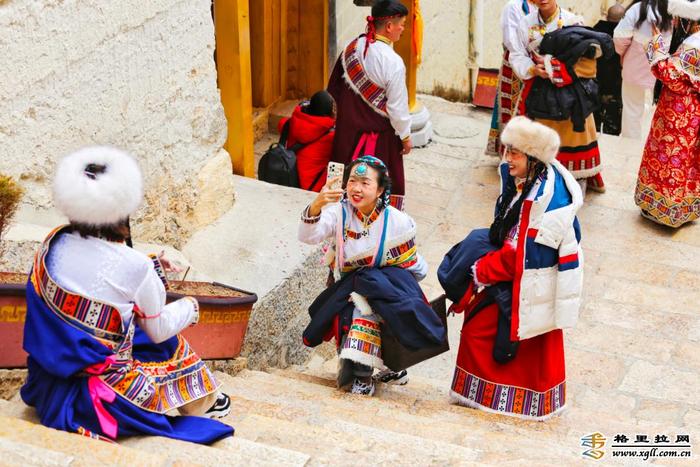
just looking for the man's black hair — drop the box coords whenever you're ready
[372,0,409,27]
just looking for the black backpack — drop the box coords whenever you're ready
[258,120,332,188]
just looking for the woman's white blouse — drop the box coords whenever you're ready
[298,202,428,281]
[46,232,197,343]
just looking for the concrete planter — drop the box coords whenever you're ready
[0,278,257,368]
[167,281,258,360]
[0,277,28,368]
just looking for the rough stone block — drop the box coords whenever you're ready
[0,0,233,248]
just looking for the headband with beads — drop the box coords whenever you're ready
[351,156,392,208]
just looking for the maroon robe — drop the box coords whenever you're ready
[327,53,405,197]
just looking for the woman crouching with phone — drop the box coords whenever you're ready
[298,156,445,395]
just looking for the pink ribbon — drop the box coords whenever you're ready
[85,356,118,439]
[351,132,379,161]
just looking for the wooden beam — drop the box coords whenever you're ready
[250,0,286,107]
[286,0,302,99]
[215,0,255,176]
[287,0,328,99]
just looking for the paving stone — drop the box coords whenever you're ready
[580,298,696,341]
[569,385,637,420]
[682,409,700,429]
[619,361,700,407]
[688,319,700,343]
[122,433,309,466]
[634,399,687,426]
[673,268,700,289]
[432,113,483,139]
[565,348,628,392]
[596,277,697,315]
[569,322,673,364]
[670,341,700,373]
[590,253,678,289]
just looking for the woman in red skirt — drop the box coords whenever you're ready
[442,117,584,420]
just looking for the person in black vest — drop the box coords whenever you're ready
[593,3,625,135]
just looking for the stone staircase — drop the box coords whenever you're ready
[0,388,310,466]
[0,367,599,465]
[1,363,676,465]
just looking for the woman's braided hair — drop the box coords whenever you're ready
[343,156,393,210]
[488,157,547,247]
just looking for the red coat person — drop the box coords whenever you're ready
[278,100,335,192]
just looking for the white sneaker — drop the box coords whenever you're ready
[203,393,231,419]
[350,378,376,396]
[373,369,409,385]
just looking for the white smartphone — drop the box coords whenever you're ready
[326,162,345,190]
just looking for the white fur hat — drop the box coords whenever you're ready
[500,116,560,164]
[669,0,700,20]
[53,146,143,226]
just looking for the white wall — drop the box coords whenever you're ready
[0,0,234,248]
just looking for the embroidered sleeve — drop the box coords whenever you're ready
[300,205,321,224]
[406,253,428,282]
[183,296,200,326]
[652,58,698,93]
[133,264,198,343]
[147,254,169,290]
[298,203,339,245]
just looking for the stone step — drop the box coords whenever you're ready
[0,415,165,466]
[0,398,309,467]
[217,370,588,463]
[226,369,673,464]
[122,433,309,467]
[0,437,74,467]
[233,412,480,466]
[217,374,483,464]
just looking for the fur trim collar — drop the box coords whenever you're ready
[53,146,143,226]
[669,0,700,20]
[500,116,560,164]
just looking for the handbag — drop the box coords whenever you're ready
[381,294,450,372]
[258,120,333,188]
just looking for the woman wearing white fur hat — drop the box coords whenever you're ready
[440,117,583,420]
[636,0,700,227]
[20,147,234,443]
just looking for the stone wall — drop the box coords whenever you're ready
[0,0,234,249]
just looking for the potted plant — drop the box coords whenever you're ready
[0,174,27,368]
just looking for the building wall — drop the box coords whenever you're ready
[335,1,371,53]
[417,0,472,99]
[0,0,234,248]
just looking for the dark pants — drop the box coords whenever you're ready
[594,94,622,136]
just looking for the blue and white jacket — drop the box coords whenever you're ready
[491,160,584,340]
